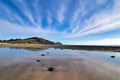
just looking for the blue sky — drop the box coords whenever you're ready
[0,0,120,45]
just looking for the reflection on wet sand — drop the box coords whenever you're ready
[0,58,120,80]
[0,48,120,80]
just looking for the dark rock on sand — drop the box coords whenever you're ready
[41,54,45,56]
[111,56,115,58]
[36,60,40,62]
[47,66,55,72]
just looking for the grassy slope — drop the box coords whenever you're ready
[4,37,55,44]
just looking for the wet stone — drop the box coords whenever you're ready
[111,56,115,58]
[36,60,40,62]
[47,66,55,72]
[41,54,45,56]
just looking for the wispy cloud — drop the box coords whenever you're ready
[0,20,59,37]
[0,20,41,34]
[13,0,37,25]
[96,0,107,4]
[67,0,120,38]
[47,12,53,27]
[57,5,66,24]
[70,2,86,33]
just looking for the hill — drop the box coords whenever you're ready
[1,37,59,45]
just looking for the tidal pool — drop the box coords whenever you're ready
[0,47,120,80]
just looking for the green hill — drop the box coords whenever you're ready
[1,37,56,45]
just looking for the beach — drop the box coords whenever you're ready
[0,43,120,52]
[0,47,120,80]
[0,43,52,49]
[0,43,120,80]
[0,58,120,80]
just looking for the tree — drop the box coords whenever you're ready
[0,40,2,42]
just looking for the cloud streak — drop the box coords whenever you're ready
[67,0,120,38]
[57,5,66,24]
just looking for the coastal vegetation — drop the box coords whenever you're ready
[0,37,62,45]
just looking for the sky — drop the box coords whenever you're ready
[0,0,120,45]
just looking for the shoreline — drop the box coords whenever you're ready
[0,44,120,80]
[0,43,120,52]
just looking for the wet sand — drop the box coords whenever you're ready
[0,58,120,80]
[0,43,120,52]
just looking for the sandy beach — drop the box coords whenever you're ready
[0,43,120,52]
[0,47,120,80]
[0,43,53,49]
[0,58,120,80]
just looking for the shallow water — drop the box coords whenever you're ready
[0,47,120,80]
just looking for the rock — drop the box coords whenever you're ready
[47,66,55,72]
[55,42,62,45]
[36,60,40,62]
[41,54,45,56]
[111,56,115,58]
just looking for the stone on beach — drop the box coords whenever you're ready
[36,59,40,62]
[111,56,115,58]
[47,66,55,72]
[41,54,45,56]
